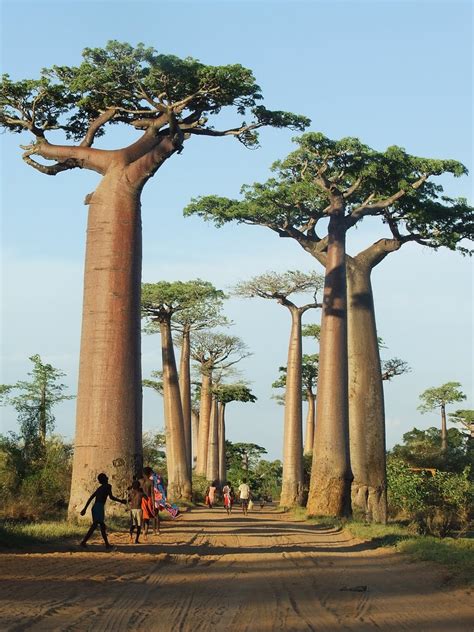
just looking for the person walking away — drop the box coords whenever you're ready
[238,478,251,516]
[222,481,233,515]
[80,473,126,549]
[139,467,155,541]
[128,480,146,543]
[208,481,217,509]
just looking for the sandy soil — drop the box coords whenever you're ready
[0,506,472,631]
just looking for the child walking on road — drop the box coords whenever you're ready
[128,480,146,543]
[80,473,126,550]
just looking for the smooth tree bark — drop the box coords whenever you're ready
[207,396,220,482]
[218,402,226,484]
[159,318,191,500]
[191,408,200,469]
[304,392,316,456]
[234,272,321,507]
[178,324,192,471]
[0,42,308,515]
[346,249,390,522]
[71,167,148,510]
[196,371,213,476]
[280,304,315,506]
[307,206,353,517]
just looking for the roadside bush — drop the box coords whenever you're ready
[387,458,472,537]
[0,434,72,520]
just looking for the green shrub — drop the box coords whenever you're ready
[387,459,472,537]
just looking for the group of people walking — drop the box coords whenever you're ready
[80,471,262,550]
[79,467,177,549]
[205,478,253,516]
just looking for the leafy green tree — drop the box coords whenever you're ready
[449,409,474,430]
[253,459,283,500]
[225,441,267,491]
[1,354,73,455]
[214,384,257,484]
[185,131,472,521]
[234,270,322,507]
[1,41,309,514]
[418,382,466,453]
[142,430,167,473]
[389,427,470,473]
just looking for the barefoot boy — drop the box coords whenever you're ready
[80,473,126,550]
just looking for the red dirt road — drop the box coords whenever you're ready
[0,507,472,631]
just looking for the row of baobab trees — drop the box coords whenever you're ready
[1,42,471,521]
[140,271,410,519]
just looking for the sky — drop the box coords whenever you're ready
[0,0,472,462]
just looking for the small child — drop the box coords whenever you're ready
[128,480,146,543]
[80,473,126,550]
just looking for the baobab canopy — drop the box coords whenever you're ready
[184,132,473,253]
[0,40,310,169]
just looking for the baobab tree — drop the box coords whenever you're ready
[418,382,467,453]
[144,279,226,473]
[213,383,257,484]
[234,271,323,506]
[273,353,319,456]
[0,41,309,513]
[141,281,216,500]
[185,132,472,519]
[191,332,250,476]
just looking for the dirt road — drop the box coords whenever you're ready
[0,506,472,631]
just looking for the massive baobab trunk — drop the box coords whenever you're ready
[307,211,352,517]
[207,397,219,483]
[218,402,226,484]
[303,393,316,456]
[179,325,192,473]
[196,372,212,476]
[191,409,199,469]
[280,306,305,507]
[69,172,143,513]
[160,318,191,500]
[347,258,387,523]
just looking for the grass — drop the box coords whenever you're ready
[0,519,85,548]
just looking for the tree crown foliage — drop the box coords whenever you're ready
[185,131,473,255]
[142,370,163,395]
[213,383,257,405]
[418,382,466,413]
[1,40,310,168]
[1,355,73,446]
[389,426,472,475]
[449,409,474,433]
[190,331,251,374]
[233,270,323,304]
[142,279,224,324]
[381,357,411,382]
[142,279,228,334]
[272,353,319,396]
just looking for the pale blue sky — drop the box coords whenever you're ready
[1,0,472,460]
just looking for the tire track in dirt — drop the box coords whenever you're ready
[1,507,473,632]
